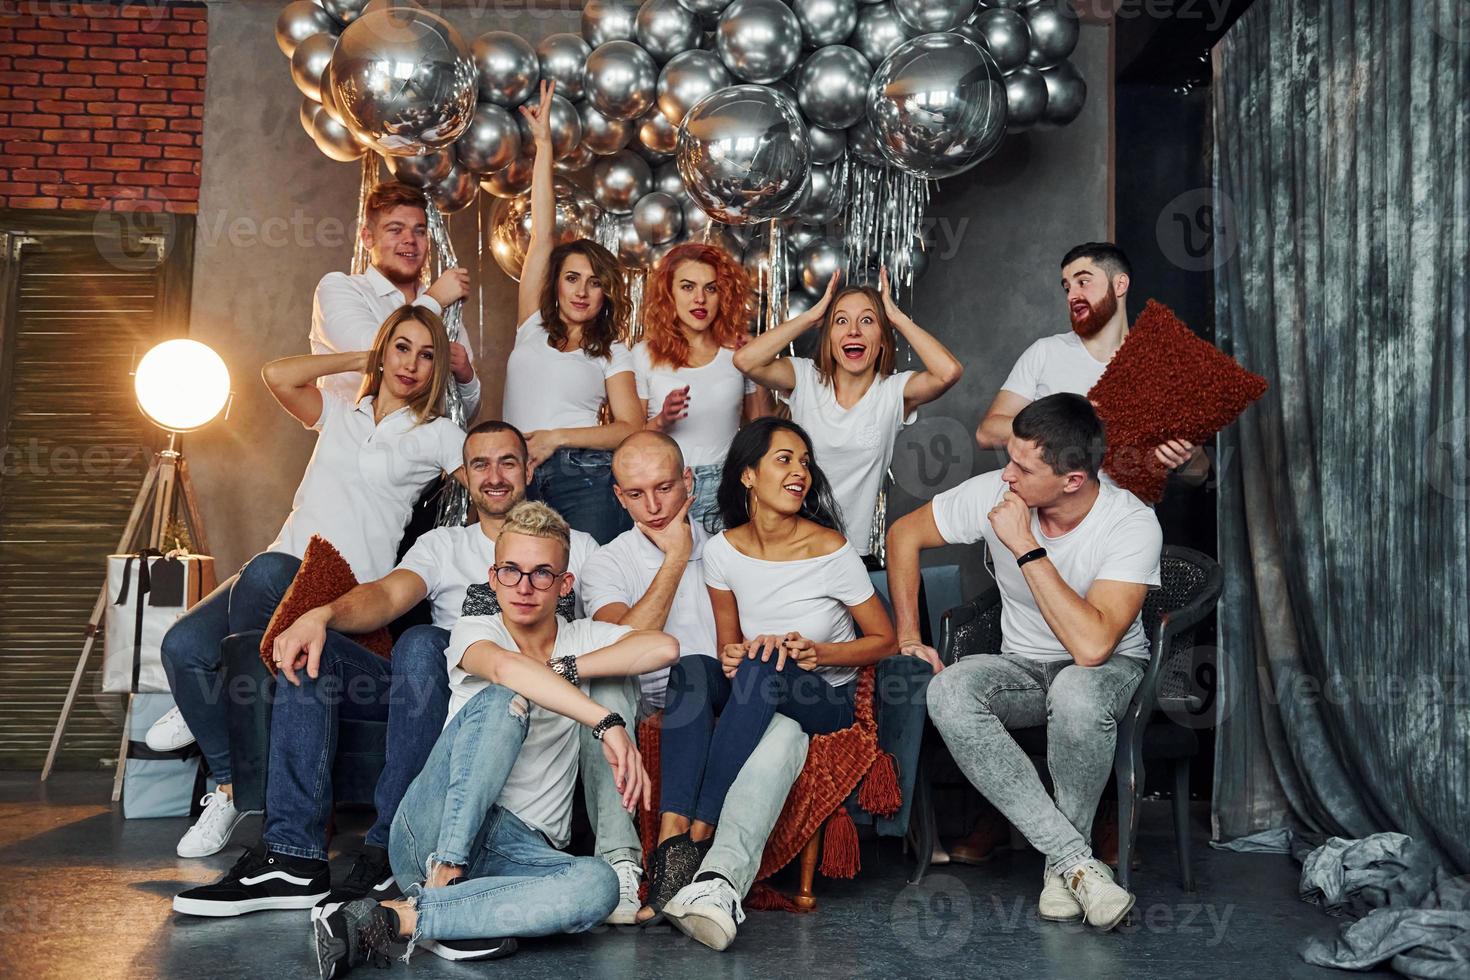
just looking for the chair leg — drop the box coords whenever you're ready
[795,829,822,911]
[907,749,936,885]
[1172,759,1195,892]
[1113,741,1144,895]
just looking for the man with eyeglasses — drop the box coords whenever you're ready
[171,421,598,938]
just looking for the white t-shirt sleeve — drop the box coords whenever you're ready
[887,369,919,426]
[445,615,514,687]
[603,341,634,380]
[702,534,731,592]
[930,471,1003,546]
[1095,508,1164,588]
[631,344,652,402]
[787,356,817,403]
[568,617,635,658]
[828,546,877,607]
[1000,339,1046,400]
[311,389,350,433]
[578,546,633,617]
[312,272,382,359]
[394,527,447,596]
[432,416,465,475]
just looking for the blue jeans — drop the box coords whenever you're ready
[389,685,618,940]
[528,447,631,545]
[160,550,301,784]
[259,625,451,860]
[690,462,724,533]
[661,654,856,826]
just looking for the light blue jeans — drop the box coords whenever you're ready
[388,684,618,940]
[690,462,724,533]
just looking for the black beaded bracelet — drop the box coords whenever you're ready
[549,655,579,686]
[591,712,626,741]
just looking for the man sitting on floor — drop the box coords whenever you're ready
[170,421,597,920]
[886,393,1162,932]
[313,501,677,975]
[577,431,810,944]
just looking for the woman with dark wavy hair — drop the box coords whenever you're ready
[635,241,770,529]
[638,417,896,945]
[501,80,641,543]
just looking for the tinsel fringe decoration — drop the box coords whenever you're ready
[842,160,932,296]
[424,202,472,527]
[350,153,379,277]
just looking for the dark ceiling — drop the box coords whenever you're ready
[1102,0,1261,86]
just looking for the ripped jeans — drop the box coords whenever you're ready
[387,684,618,941]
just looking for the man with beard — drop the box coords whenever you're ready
[976,243,1207,482]
[170,422,597,938]
[311,182,482,420]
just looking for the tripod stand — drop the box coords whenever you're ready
[40,431,210,800]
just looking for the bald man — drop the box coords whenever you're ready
[577,431,810,944]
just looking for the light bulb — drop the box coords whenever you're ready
[134,339,231,432]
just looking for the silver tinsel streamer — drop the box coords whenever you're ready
[594,211,621,260]
[351,154,380,276]
[626,270,645,346]
[425,202,471,527]
[842,160,932,298]
[764,217,788,340]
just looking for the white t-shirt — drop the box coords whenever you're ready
[701,531,875,688]
[267,393,464,583]
[632,342,755,467]
[785,357,915,555]
[444,614,633,847]
[579,521,717,708]
[1000,331,1111,402]
[930,469,1162,662]
[501,312,634,433]
[395,522,600,628]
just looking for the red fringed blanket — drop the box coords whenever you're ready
[636,665,902,911]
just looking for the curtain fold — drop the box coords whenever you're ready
[1212,0,1469,872]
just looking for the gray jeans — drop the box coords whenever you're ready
[926,654,1145,877]
[581,679,810,898]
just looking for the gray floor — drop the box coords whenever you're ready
[0,772,1382,980]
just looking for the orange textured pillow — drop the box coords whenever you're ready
[258,535,394,670]
[1088,300,1268,503]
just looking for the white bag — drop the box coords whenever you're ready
[123,692,209,819]
[102,552,215,694]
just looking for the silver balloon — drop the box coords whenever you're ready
[473,31,539,108]
[716,0,802,84]
[488,180,602,280]
[547,92,585,159]
[676,0,734,16]
[866,33,1007,178]
[792,0,857,47]
[785,288,820,318]
[895,0,977,34]
[313,110,368,162]
[318,62,349,123]
[290,32,336,102]
[320,0,366,26]
[583,0,641,47]
[300,98,320,139]
[1004,64,1046,129]
[795,44,870,129]
[637,143,674,165]
[681,193,711,236]
[676,84,809,225]
[637,104,680,153]
[633,190,684,243]
[845,116,885,166]
[481,156,533,198]
[537,33,591,101]
[807,124,846,164]
[580,100,634,154]
[454,103,521,173]
[555,144,598,173]
[428,164,478,213]
[585,40,659,121]
[967,7,1028,74]
[652,160,686,195]
[637,0,701,62]
[1025,0,1079,69]
[387,149,453,185]
[592,149,654,212]
[797,237,846,291]
[1040,60,1086,125]
[330,7,478,156]
[803,162,842,220]
[787,222,822,251]
[614,213,654,265]
[277,0,339,57]
[849,2,912,67]
[656,49,731,126]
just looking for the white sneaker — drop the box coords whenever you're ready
[146,706,196,752]
[605,859,642,925]
[1038,869,1083,921]
[664,876,745,951]
[1065,858,1136,931]
[176,789,250,858]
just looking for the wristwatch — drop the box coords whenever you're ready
[591,712,626,741]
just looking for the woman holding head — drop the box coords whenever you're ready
[155,305,466,860]
[733,269,963,562]
[639,417,896,940]
[502,80,642,544]
[636,241,770,530]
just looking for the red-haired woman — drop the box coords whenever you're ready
[503,80,643,544]
[636,241,770,529]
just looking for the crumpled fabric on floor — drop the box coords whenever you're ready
[1211,828,1296,854]
[1297,832,1470,979]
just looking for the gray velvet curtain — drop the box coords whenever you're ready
[1212,0,1470,871]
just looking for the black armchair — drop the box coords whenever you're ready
[909,545,1223,892]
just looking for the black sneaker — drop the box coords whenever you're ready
[419,937,519,962]
[313,898,398,979]
[173,843,329,917]
[311,846,402,922]
[640,833,709,928]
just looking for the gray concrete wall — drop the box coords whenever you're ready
[187,0,1111,592]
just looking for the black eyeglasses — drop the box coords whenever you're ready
[492,564,562,591]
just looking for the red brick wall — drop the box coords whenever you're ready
[0,1,206,214]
